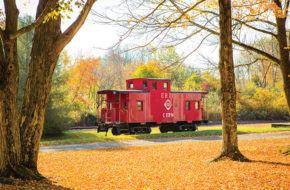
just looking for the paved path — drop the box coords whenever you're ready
[40,131,290,153]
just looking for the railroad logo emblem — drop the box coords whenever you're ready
[164,99,172,110]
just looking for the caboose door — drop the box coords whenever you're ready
[114,93,121,123]
[115,93,128,123]
[119,93,128,123]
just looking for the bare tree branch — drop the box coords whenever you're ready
[235,57,269,68]
[247,18,276,27]
[162,33,212,71]
[196,10,277,38]
[233,40,280,64]
[169,0,280,64]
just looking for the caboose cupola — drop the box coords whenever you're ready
[126,78,171,92]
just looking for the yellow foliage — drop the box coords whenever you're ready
[132,60,163,78]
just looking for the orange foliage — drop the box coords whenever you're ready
[67,57,101,105]
[232,0,287,19]
[33,138,290,189]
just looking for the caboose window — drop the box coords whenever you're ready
[137,101,143,111]
[152,82,157,90]
[195,102,199,110]
[123,102,127,110]
[164,82,168,90]
[143,80,148,88]
[129,81,133,88]
[108,102,112,110]
[186,101,190,110]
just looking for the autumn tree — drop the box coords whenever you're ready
[0,0,97,180]
[67,57,101,110]
[96,49,138,90]
[104,50,133,89]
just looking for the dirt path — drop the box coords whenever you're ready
[40,131,290,153]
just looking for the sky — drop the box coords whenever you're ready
[0,0,220,68]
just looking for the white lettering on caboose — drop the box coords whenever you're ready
[162,113,174,118]
[161,93,172,99]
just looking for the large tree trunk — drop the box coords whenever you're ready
[212,0,249,162]
[0,0,21,177]
[20,0,61,171]
[19,0,96,171]
[275,8,290,114]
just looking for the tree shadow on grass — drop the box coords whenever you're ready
[250,160,290,167]
[0,178,71,189]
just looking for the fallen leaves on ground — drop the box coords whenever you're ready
[37,138,290,189]
[2,138,289,189]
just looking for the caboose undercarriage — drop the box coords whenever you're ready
[97,120,208,136]
[98,123,152,135]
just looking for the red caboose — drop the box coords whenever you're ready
[97,78,208,135]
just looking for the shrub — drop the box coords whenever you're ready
[42,63,75,137]
[43,105,73,137]
[76,112,98,126]
[207,91,222,121]
[237,87,289,121]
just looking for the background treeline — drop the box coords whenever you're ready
[18,16,289,137]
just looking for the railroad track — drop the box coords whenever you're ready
[71,120,290,130]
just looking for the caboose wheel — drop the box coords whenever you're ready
[146,127,152,134]
[173,126,183,132]
[192,124,198,131]
[159,126,168,133]
[112,127,121,135]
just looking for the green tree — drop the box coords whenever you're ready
[43,53,75,137]
[153,47,193,90]
[132,61,163,78]
[184,73,203,91]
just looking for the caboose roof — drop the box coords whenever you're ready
[98,89,149,94]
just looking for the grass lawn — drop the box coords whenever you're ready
[41,123,290,145]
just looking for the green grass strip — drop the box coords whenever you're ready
[41,125,289,146]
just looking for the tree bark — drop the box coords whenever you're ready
[0,0,21,177]
[275,13,290,114]
[19,0,62,171]
[212,0,249,162]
